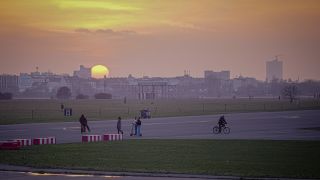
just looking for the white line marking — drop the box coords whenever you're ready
[145,120,209,126]
[0,129,26,133]
[50,127,80,130]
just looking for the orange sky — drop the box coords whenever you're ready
[0,0,320,80]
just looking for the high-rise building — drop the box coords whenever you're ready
[266,58,283,82]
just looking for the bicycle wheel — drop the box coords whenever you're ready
[213,126,220,134]
[223,127,230,134]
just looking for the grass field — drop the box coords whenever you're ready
[0,98,319,125]
[0,140,319,178]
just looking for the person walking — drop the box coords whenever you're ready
[117,116,124,134]
[79,114,86,133]
[136,117,142,136]
[79,114,90,133]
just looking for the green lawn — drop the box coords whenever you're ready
[0,98,319,125]
[0,140,319,178]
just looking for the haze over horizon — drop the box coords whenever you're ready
[0,0,320,80]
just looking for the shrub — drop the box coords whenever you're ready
[76,94,89,99]
[0,92,13,100]
[94,93,112,99]
[56,86,72,99]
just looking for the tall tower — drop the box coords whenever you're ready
[266,57,283,82]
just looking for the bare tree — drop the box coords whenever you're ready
[282,85,298,103]
[56,86,72,99]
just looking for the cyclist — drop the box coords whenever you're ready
[218,115,227,133]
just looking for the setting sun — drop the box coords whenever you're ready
[91,65,109,79]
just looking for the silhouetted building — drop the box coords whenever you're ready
[73,65,91,79]
[232,76,261,97]
[204,70,231,97]
[266,58,283,82]
[0,74,19,93]
[19,73,33,92]
[204,70,230,80]
[136,80,170,100]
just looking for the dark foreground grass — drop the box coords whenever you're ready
[1,140,320,178]
[300,127,320,131]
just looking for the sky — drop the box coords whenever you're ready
[0,0,319,80]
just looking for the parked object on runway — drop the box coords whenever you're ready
[140,109,151,119]
[64,108,72,116]
[213,126,230,134]
[33,137,56,145]
[0,141,21,150]
[82,135,101,142]
[12,139,32,146]
[103,134,123,141]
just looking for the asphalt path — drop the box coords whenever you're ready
[1,110,320,143]
[0,171,210,180]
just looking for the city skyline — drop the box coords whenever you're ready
[1,0,320,81]
[0,62,304,82]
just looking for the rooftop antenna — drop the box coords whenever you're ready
[36,66,39,73]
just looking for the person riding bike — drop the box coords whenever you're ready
[218,115,227,133]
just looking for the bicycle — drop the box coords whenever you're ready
[213,126,230,134]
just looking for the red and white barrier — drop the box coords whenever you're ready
[33,137,56,145]
[12,139,32,146]
[0,141,21,150]
[82,135,101,142]
[103,134,123,141]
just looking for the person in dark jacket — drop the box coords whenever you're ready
[117,116,124,134]
[79,114,90,133]
[218,115,227,133]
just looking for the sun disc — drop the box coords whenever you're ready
[91,65,109,79]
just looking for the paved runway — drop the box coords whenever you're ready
[1,110,320,143]
[0,171,209,180]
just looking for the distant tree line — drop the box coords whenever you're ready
[76,94,89,99]
[0,92,13,100]
[56,86,72,99]
[94,93,112,99]
[282,85,298,103]
[56,86,112,100]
